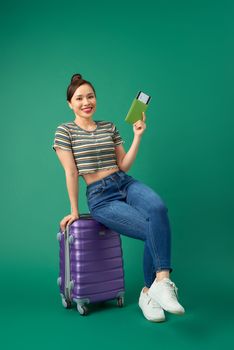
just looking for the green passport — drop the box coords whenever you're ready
[125,91,151,124]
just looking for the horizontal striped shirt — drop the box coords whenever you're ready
[52,120,125,176]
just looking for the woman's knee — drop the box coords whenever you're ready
[148,195,168,214]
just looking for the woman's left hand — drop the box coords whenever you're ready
[133,112,147,137]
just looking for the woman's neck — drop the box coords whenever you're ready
[74,117,96,128]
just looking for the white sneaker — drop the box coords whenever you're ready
[148,278,185,315]
[138,288,165,322]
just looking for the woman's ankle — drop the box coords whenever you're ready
[155,269,170,282]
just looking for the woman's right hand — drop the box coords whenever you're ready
[60,213,80,232]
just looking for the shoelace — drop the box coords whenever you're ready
[166,280,179,300]
[147,297,161,308]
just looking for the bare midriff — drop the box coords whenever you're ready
[82,167,120,185]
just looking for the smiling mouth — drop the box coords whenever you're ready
[82,107,93,112]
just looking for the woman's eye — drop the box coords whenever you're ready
[76,96,94,101]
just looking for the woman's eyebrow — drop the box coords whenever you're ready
[75,93,94,97]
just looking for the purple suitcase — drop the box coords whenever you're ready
[56,213,125,315]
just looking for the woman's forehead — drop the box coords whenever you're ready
[74,84,94,96]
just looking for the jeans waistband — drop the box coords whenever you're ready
[86,170,126,191]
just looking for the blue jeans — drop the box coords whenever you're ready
[86,170,173,288]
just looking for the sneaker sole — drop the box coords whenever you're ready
[164,308,185,315]
[147,292,185,315]
[157,303,185,315]
[138,302,166,322]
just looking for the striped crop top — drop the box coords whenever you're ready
[52,120,125,176]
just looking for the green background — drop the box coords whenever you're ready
[1,0,233,349]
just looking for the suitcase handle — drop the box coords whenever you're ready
[62,213,93,232]
[78,213,93,219]
[59,213,93,304]
[64,224,72,302]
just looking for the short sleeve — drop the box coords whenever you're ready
[52,124,72,152]
[112,123,125,147]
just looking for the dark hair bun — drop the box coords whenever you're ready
[71,73,82,83]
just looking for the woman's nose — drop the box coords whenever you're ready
[83,98,90,105]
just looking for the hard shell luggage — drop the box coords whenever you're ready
[56,213,125,315]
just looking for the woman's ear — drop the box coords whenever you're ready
[67,101,73,110]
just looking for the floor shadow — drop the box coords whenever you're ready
[164,285,234,342]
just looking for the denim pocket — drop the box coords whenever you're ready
[87,184,105,200]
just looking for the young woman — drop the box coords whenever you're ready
[52,73,185,322]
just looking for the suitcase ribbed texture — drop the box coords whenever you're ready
[58,214,125,306]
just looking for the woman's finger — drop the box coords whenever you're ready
[134,121,143,127]
[134,121,141,125]
[142,112,146,122]
[60,219,69,230]
[60,214,79,232]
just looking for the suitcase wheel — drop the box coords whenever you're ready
[77,303,89,316]
[57,277,62,287]
[117,296,124,307]
[62,297,72,309]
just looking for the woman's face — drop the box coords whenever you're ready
[68,83,96,119]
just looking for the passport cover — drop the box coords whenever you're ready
[125,98,149,124]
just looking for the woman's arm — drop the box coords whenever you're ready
[115,112,147,172]
[54,147,79,215]
[65,172,79,215]
[115,135,142,172]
